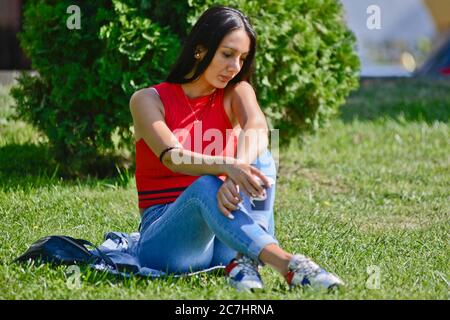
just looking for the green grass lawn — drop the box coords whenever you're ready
[0,79,449,299]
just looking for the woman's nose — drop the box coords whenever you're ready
[227,58,241,73]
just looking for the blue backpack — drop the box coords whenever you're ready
[14,235,119,270]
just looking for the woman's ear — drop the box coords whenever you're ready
[194,45,208,60]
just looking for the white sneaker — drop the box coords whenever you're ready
[285,254,344,290]
[225,256,264,292]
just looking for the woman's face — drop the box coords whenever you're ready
[201,28,251,88]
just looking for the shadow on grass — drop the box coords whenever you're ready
[0,143,133,191]
[339,77,450,124]
[0,143,58,188]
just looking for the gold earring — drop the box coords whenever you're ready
[195,52,200,59]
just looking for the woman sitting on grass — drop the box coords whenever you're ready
[129,5,344,292]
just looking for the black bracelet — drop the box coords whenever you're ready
[159,146,179,163]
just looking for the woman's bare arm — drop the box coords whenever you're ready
[231,81,269,164]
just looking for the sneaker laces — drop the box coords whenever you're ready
[235,256,260,277]
[289,254,321,279]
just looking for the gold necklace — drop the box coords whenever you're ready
[183,87,217,124]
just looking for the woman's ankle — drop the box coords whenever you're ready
[259,244,293,275]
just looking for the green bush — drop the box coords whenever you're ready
[190,0,360,143]
[11,0,359,177]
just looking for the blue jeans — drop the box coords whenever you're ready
[136,149,278,274]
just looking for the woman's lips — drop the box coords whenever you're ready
[219,75,231,82]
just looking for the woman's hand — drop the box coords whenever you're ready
[217,177,243,218]
[223,159,271,200]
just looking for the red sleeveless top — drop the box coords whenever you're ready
[135,82,238,209]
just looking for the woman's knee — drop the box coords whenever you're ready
[191,174,223,191]
[186,175,224,206]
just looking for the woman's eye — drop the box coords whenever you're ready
[223,52,246,62]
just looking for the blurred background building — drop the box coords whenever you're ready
[0,0,28,69]
[340,0,450,77]
[0,0,29,85]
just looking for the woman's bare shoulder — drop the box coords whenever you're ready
[130,87,165,116]
[224,81,255,101]
[223,81,256,128]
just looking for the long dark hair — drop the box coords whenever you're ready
[165,6,256,86]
